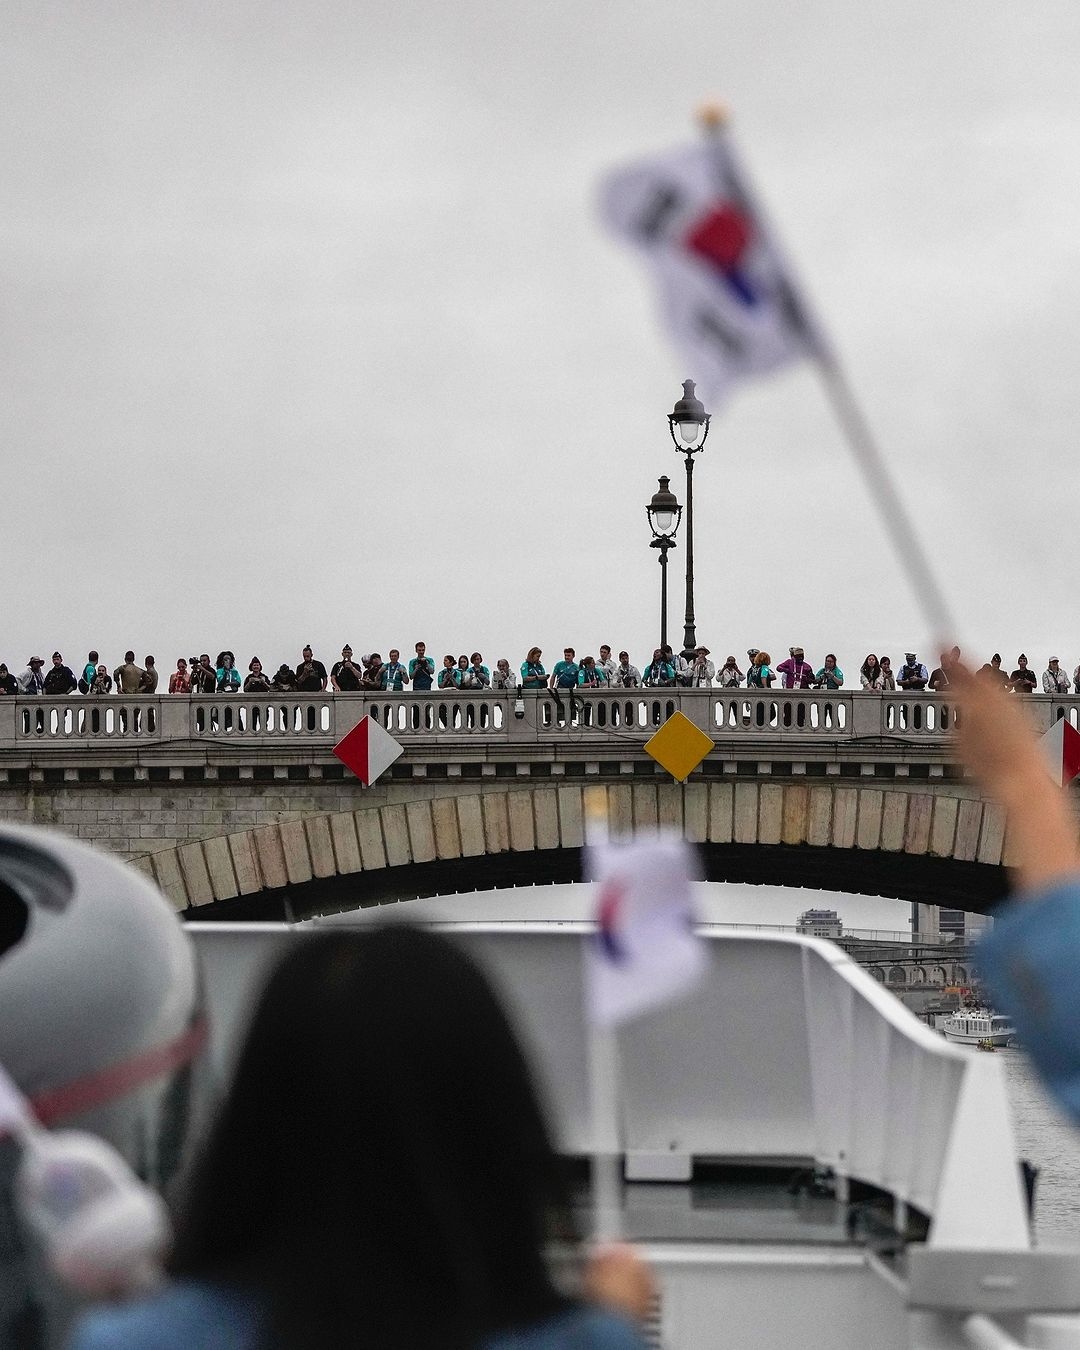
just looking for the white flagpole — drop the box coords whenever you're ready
[583,788,623,1241]
[699,104,957,644]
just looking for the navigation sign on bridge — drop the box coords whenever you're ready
[644,711,715,783]
[1040,717,1080,789]
[333,715,404,786]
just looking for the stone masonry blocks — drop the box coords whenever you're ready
[807,787,832,848]
[880,793,908,853]
[430,798,461,860]
[456,796,485,857]
[904,795,934,855]
[657,783,683,833]
[278,818,314,885]
[832,789,858,850]
[202,834,239,900]
[929,796,959,858]
[252,825,289,890]
[631,784,657,833]
[952,798,983,863]
[556,786,584,849]
[405,800,436,865]
[683,783,707,843]
[977,802,1007,866]
[150,848,189,911]
[758,784,784,846]
[304,815,338,879]
[328,811,362,875]
[606,783,634,838]
[177,841,213,907]
[781,784,809,846]
[707,783,733,844]
[380,804,412,868]
[506,792,536,852]
[855,790,883,851]
[228,831,262,894]
[533,789,559,851]
[354,809,387,870]
[481,793,510,854]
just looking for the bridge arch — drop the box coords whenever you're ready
[133,779,1010,920]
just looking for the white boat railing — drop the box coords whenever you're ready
[185,921,1029,1251]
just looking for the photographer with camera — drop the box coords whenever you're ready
[614,651,641,688]
[331,646,363,692]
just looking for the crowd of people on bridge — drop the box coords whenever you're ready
[1,643,1077,698]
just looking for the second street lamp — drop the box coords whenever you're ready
[667,379,711,660]
[646,474,682,652]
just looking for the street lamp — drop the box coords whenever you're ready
[646,474,682,651]
[667,379,711,659]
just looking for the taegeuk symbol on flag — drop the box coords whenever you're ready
[600,131,820,408]
[585,832,706,1029]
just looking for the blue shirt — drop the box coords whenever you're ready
[552,661,580,689]
[978,879,1080,1122]
[409,656,434,689]
[380,661,408,691]
[71,1282,645,1350]
[521,661,547,687]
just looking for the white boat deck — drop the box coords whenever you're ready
[185,917,1080,1349]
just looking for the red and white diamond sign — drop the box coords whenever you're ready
[333,715,403,786]
[1040,718,1080,789]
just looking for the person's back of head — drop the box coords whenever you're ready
[169,927,570,1348]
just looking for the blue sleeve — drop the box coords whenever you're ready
[978,880,1080,1120]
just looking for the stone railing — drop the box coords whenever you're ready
[0,689,1077,753]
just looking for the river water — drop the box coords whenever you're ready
[1000,1048,1080,1244]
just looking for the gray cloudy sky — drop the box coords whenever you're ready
[4,2,1080,677]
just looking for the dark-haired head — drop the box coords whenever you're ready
[170,928,572,1347]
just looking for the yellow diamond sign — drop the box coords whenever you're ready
[644,711,715,782]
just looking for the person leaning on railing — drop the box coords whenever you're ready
[716,655,743,688]
[642,650,675,688]
[613,652,641,688]
[1043,657,1070,694]
[745,649,773,689]
[438,654,461,690]
[492,659,517,690]
[520,648,546,690]
[243,659,271,694]
[860,654,885,690]
[1009,653,1037,694]
[409,642,435,691]
[814,655,844,690]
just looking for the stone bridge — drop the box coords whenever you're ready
[0,689,1075,919]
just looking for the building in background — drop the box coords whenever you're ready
[911,903,993,943]
[796,908,843,939]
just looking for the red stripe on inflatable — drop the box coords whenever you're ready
[28,1017,208,1127]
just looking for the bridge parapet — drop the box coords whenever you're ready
[2,689,1077,762]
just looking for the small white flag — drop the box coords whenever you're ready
[600,135,819,408]
[585,833,706,1028]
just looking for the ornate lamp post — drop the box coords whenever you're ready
[667,379,711,659]
[646,475,682,651]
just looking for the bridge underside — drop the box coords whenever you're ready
[192,843,1008,924]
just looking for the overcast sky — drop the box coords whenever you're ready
[4,2,1080,679]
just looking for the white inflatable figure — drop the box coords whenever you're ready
[0,823,205,1347]
[3,1069,169,1296]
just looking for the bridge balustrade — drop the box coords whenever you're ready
[2,689,1079,752]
